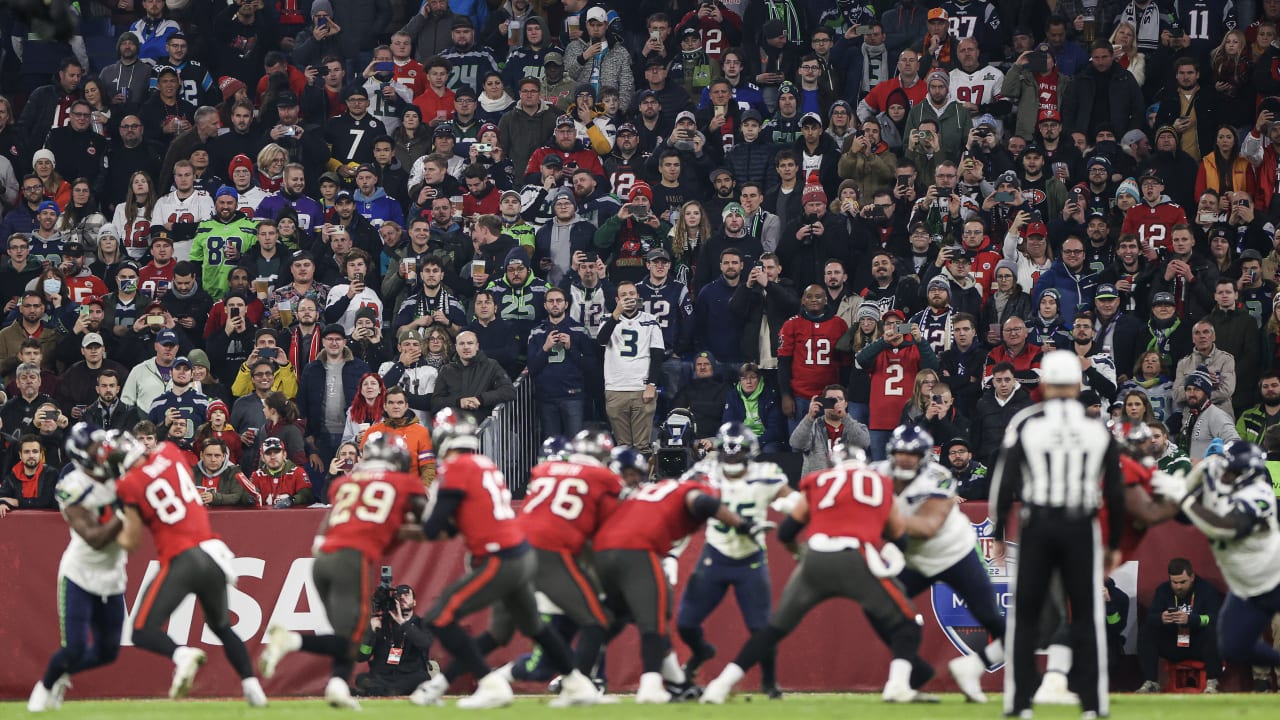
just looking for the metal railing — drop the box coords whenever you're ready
[478,371,538,498]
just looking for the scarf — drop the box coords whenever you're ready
[765,0,803,44]
[862,43,889,92]
[289,323,322,370]
[11,463,44,498]
[736,382,764,435]
[479,92,514,114]
[1146,317,1181,367]
[424,352,448,369]
[1176,399,1209,453]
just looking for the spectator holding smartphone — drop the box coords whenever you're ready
[231,328,299,399]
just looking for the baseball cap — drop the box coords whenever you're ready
[276,91,299,107]
[927,7,948,21]
[675,110,697,124]
[555,114,575,128]
[762,19,786,38]
[585,6,608,23]
[799,112,823,126]
[333,190,354,203]
[322,323,347,338]
[36,200,60,216]
[451,15,474,29]
[172,356,192,369]
[541,153,563,168]
[644,247,672,262]
[1022,221,1049,238]
[617,122,638,136]
[543,51,564,66]
[261,437,285,453]
[1151,291,1176,307]
[740,109,763,124]
[454,86,477,101]
[81,333,104,348]
[1037,108,1062,124]
[1041,350,1083,386]
[1094,283,1119,300]
[1140,168,1164,184]
[433,122,456,138]
[156,329,179,346]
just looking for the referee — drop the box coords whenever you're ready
[990,350,1124,718]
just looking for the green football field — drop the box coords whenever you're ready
[5,693,1280,718]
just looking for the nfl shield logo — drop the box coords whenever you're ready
[930,519,1015,671]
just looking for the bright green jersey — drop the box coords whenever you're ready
[191,215,259,299]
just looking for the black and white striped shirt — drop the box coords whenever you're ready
[990,398,1125,546]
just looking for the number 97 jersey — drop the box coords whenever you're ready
[320,469,428,562]
[115,443,216,563]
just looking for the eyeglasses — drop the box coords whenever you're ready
[23,185,43,192]
[9,243,29,250]
[119,123,142,129]
[252,371,274,378]
[21,303,44,309]
[800,64,821,71]
[1003,327,1025,333]
[1061,248,1085,254]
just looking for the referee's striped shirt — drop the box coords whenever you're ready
[989,398,1125,547]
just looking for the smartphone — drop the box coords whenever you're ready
[42,410,58,421]
[230,306,242,319]
[146,315,164,327]
[317,16,328,27]
[931,394,942,404]
[855,25,874,35]
[937,186,952,200]
[78,304,90,317]
[896,174,910,189]
[583,250,598,263]
[649,29,661,42]
[713,105,725,119]
[895,322,912,335]
[352,272,365,284]
[1026,51,1049,74]
[374,61,395,73]
[342,459,354,471]
[993,191,1016,202]
[259,347,278,360]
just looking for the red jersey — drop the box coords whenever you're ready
[247,465,312,506]
[865,340,928,431]
[393,59,429,98]
[437,453,525,557]
[321,468,428,561]
[138,261,176,298]
[66,275,108,304]
[861,77,928,115]
[521,459,624,554]
[115,443,216,563]
[778,313,849,400]
[798,464,894,545]
[1099,453,1155,556]
[594,478,717,553]
[965,243,1003,298]
[1120,201,1187,252]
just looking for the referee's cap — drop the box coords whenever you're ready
[1041,350,1082,386]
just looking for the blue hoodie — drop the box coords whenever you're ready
[354,187,406,230]
[526,317,595,399]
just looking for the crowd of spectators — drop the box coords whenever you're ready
[6,0,1280,511]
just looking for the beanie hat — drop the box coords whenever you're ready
[116,31,140,53]
[218,76,247,101]
[207,399,230,418]
[504,245,532,267]
[32,148,55,168]
[228,154,254,177]
[1116,177,1140,202]
[801,171,826,206]
[996,259,1018,277]
[856,303,881,322]
[629,181,653,202]
[1184,370,1214,396]
[311,0,333,17]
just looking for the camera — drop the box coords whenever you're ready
[281,126,297,137]
[371,565,407,615]
[655,409,697,478]
[820,396,837,410]
[474,142,493,153]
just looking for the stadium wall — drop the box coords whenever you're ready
[0,505,1234,698]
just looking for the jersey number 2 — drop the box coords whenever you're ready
[329,481,397,525]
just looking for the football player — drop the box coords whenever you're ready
[407,411,601,709]
[592,452,762,703]
[676,423,791,697]
[112,430,267,706]
[1153,441,1280,674]
[701,444,933,704]
[29,425,128,712]
[258,432,429,710]
[870,424,1005,703]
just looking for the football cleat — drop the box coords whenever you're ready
[548,670,607,708]
[635,672,671,704]
[28,681,51,712]
[456,671,513,709]
[948,653,988,703]
[665,679,703,702]
[324,677,361,710]
[243,677,268,708]
[258,625,300,679]
[169,646,207,699]
[409,674,448,706]
[50,674,71,709]
[1033,671,1079,705]
[681,642,716,681]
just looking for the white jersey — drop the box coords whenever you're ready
[362,77,415,134]
[325,284,385,333]
[55,471,127,597]
[111,203,154,259]
[566,283,612,338]
[236,187,272,219]
[948,65,1005,112]
[873,459,975,576]
[603,311,664,391]
[686,457,788,559]
[1197,460,1280,597]
[151,189,215,260]
[377,360,439,423]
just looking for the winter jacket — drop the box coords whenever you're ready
[674,375,731,439]
[1031,261,1099,326]
[724,137,778,190]
[1003,64,1073,140]
[722,377,788,449]
[297,350,372,437]
[729,276,800,363]
[1063,64,1145,136]
[970,386,1034,466]
[788,413,871,477]
[694,277,746,363]
[1207,307,1264,413]
[363,415,436,485]
[430,351,517,419]
[1172,346,1237,417]
[564,39,635,109]
[193,459,256,507]
[526,318,594,399]
[1173,401,1240,458]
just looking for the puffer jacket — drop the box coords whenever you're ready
[564,38,635,109]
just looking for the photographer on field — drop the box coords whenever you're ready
[353,583,436,696]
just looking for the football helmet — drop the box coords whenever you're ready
[1222,440,1266,480]
[609,446,648,477]
[831,441,868,466]
[361,431,412,472]
[431,408,481,455]
[66,422,111,479]
[539,435,572,462]
[886,424,933,457]
[716,422,759,464]
[571,429,616,462]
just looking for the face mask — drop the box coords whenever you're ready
[43,278,61,295]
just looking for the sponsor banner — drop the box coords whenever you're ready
[0,504,1221,698]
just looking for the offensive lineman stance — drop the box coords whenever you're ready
[701,445,939,704]
[258,432,429,710]
[29,425,127,712]
[676,423,791,697]
[113,431,268,706]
